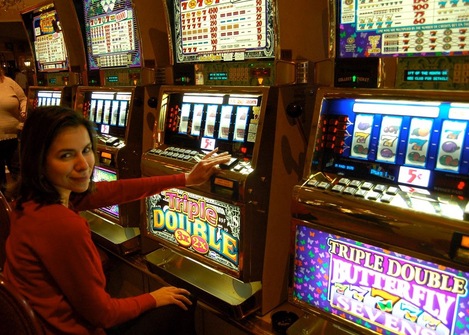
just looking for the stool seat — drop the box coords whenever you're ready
[0,273,44,335]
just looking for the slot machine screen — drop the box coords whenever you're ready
[162,91,262,157]
[35,89,62,107]
[291,224,469,335]
[82,90,132,139]
[92,166,119,218]
[82,0,142,70]
[168,0,276,63]
[314,92,469,200]
[29,5,69,72]
[337,0,469,58]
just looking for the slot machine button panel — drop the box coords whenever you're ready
[361,182,374,190]
[354,189,367,198]
[349,180,362,188]
[366,191,381,201]
[386,186,399,195]
[373,184,386,193]
[338,178,351,185]
[240,168,252,175]
[149,149,163,155]
[233,165,243,172]
[380,194,394,203]
[193,154,203,162]
[219,157,239,170]
[306,179,319,187]
[332,184,345,192]
[317,181,330,189]
[343,187,357,195]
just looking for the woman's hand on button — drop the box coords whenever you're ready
[185,148,231,186]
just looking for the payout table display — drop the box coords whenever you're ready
[338,0,469,58]
[83,0,141,69]
[291,224,469,335]
[173,0,275,63]
[31,5,68,72]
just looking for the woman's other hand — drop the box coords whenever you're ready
[185,148,231,186]
[150,286,193,310]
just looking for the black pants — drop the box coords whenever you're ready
[106,303,197,335]
[0,138,19,193]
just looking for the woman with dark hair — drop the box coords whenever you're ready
[3,106,230,335]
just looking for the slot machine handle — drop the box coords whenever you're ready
[286,102,303,118]
[286,102,307,147]
[147,97,158,108]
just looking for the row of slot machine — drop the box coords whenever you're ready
[19,0,315,322]
[16,0,469,334]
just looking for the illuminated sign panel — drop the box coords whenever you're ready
[32,7,69,72]
[145,188,241,273]
[338,0,469,58]
[83,0,142,70]
[172,0,276,63]
[292,225,469,335]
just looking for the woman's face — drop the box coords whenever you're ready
[44,125,95,200]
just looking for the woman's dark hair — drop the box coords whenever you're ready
[14,106,97,210]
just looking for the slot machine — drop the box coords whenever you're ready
[79,0,143,87]
[73,0,171,255]
[73,0,144,255]
[74,86,144,255]
[287,1,469,334]
[289,87,469,335]
[26,86,73,111]
[140,0,318,319]
[21,0,87,113]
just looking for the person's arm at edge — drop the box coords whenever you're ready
[73,149,231,210]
